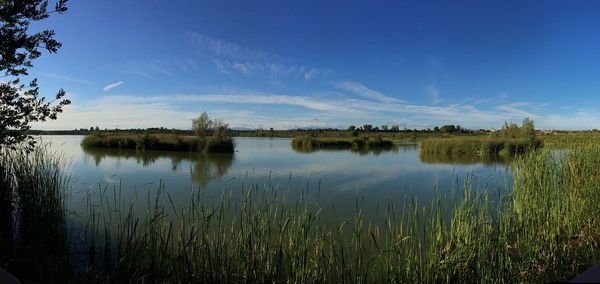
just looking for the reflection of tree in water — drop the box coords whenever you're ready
[419,151,508,165]
[82,147,234,187]
[291,144,400,156]
[189,153,234,187]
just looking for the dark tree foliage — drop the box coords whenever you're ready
[0,0,70,151]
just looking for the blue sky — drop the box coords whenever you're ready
[24,0,600,130]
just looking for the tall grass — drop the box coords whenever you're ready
[4,142,600,282]
[0,145,71,282]
[291,136,394,152]
[420,137,542,157]
[77,145,600,283]
[81,133,235,153]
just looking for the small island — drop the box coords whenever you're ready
[291,135,394,151]
[81,113,235,153]
[420,118,543,157]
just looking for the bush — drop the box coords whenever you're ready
[204,137,235,153]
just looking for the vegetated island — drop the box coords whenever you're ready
[81,113,235,153]
[291,135,394,152]
[420,118,543,157]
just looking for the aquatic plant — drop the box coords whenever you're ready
[81,133,235,153]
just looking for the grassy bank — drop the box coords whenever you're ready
[420,137,542,157]
[81,133,235,153]
[291,136,394,152]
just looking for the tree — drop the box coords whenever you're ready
[362,124,373,132]
[211,118,229,139]
[192,112,212,138]
[347,125,356,131]
[1,0,70,151]
[192,112,230,139]
[381,125,389,131]
[440,125,456,133]
[521,117,535,138]
[499,117,536,139]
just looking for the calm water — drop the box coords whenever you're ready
[41,136,512,216]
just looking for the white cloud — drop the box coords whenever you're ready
[213,59,231,75]
[215,60,325,81]
[424,85,443,104]
[118,59,175,79]
[102,81,124,92]
[30,85,599,131]
[187,32,325,81]
[334,81,405,104]
[495,103,536,119]
[304,68,321,80]
[187,32,280,62]
[38,72,94,85]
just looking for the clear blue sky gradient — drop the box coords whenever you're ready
[25,0,600,130]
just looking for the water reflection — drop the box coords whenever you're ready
[419,151,508,165]
[82,147,234,186]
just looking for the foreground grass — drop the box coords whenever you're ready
[0,146,71,282]
[3,143,600,282]
[80,145,600,283]
[81,133,235,153]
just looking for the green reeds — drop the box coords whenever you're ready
[0,145,71,282]
[291,136,393,152]
[79,145,600,283]
[81,133,235,153]
[420,137,542,157]
[5,142,600,282]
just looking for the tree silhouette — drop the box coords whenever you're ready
[0,0,70,151]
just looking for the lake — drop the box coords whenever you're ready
[41,136,512,218]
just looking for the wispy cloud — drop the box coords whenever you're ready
[424,85,443,104]
[188,32,326,82]
[103,81,124,91]
[188,32,280,62]
[118,59,175,79]
[495,102,536,119]
[215,60,325,81]
[334,81,404,104]
[31,86,592,131]
[213,59,231,75]
[38,72,94,85]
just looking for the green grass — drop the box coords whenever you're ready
[81,133,235,153]
[0,146,71,282]
[5,140,600,282]
[291,136,394,152]
[540,132,600,148]
[420,137,542,157]
[77,144,600,283]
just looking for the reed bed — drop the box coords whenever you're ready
[78,144,600,283]
[3,142,600,282]
[291,136,394,152]
[540,132,600,148]
[0,146,72,282]
[420,137,542,157]
[81,133,235,153]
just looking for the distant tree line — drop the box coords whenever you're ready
[346,124,475,134]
